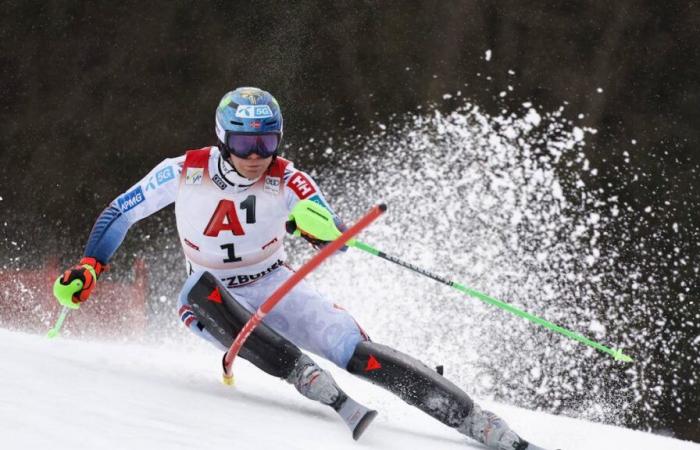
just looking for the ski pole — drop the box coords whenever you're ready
[49,271,86,339]
[47,305,71,339]
[347,239,633,362]
[222,201,387,385]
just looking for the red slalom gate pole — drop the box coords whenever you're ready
[222,203,387,384]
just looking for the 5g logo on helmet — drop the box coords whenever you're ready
[235,105,273,119]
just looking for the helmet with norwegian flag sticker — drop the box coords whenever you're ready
[215,87,284,160]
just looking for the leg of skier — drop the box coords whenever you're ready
[178,270,377,440]
[181,268,548,448]
[347,341,549,450]
[228,266,549,449]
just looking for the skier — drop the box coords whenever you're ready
[55,87,550,450]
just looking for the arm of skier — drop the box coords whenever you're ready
[53,156,184,308]
[283,166,347,251]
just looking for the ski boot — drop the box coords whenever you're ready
[287,354,378,440]
[458,404,550,450]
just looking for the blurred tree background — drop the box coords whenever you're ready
[0,0,698,442]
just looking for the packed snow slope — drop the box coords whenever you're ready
[1,329,696,450]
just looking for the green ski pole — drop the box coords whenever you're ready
[48,274,84,339]
[288,200,632,362]
[348,239,633,363]
[47,306,71,339]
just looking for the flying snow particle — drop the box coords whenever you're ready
[443,94,452,100]
[589,320,606,334]
[588,213,601,225]
[525,108,541,126]
[485,49,492,61]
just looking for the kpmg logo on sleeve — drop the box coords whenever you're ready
[118,186,145,212]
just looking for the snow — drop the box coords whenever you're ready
[525,108,541,126]
[316,101,695,434]
[2,329,697,450]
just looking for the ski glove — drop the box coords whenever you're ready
[285,217,348,251]
[53,257,105,309]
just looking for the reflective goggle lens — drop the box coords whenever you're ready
[226,134,279,158]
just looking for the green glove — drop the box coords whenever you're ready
[286,199,351,252]
[53,257,104,309]
[288,199,343,241]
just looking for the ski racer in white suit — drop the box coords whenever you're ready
[111,145,366,367]
[54,87,551,450]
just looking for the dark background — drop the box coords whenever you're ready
[1,0,698,442]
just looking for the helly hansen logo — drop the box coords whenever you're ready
[288,172,316,199]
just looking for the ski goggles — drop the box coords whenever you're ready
[225,133,280,159]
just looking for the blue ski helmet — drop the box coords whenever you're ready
[215,87,284,160]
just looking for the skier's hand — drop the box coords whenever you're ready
[286,219,327,248]
[285,218,348,251]
[53,257,105,309]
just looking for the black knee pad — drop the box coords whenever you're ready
[186,271,301,379]
[346,341,473,428]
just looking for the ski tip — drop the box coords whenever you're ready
[352,409,378,441]
[378,203,387,212]
[612,348,633,363]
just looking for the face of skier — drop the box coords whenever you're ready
[229,153,272,180]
